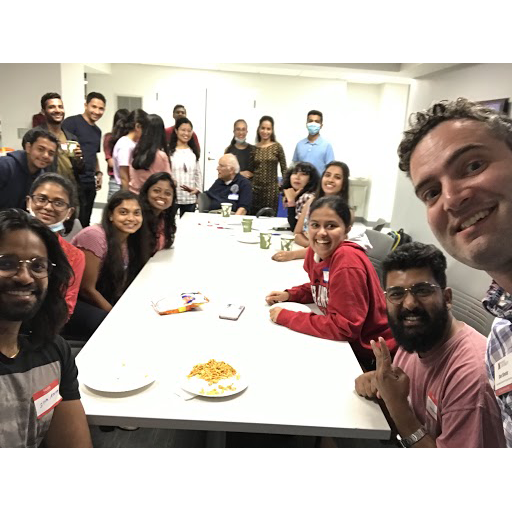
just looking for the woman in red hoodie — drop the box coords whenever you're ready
[266,195,396,369]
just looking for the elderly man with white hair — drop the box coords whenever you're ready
[206,153,253,215]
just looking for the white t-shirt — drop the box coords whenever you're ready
[112,136,136,185]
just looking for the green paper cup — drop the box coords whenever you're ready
[242,217,253,232]
[221,203,232,217]
[260,232,272,249]
[280,235,295,251]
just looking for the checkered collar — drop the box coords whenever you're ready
[482,280,512,320]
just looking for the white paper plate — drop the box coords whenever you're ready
[181,361,248,398]
[237,233,259,244]
[81,361,155,393]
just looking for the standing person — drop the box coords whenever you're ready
[36,92,84,187]
[225,119,255,179]
[26,173,84,319]
[103,108,130,200]
[292,110,335,176]
[266,196,396,370]
[0,128,57,209]
[110,109,148,191]
[355,242,505,448]
[139,172,178,254]
[129,114,171,194]
[72,191,150,313]
[62,92,106,228]
[165,104,200,151]
[252,115,287,215]
[0,209,92,448]
[169,117,202,217]
[397,97,512,447]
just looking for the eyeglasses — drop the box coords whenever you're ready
[385,282,441,304]
[0,254,55,279]
[30,194,70,212]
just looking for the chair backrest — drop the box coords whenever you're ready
[63,218,83,242]
[446,259,495,336]
[365,229,394,287]
[197,192,212,213]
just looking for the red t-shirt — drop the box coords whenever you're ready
[58,235,85,317]
[165,126,200,151]
[277,241,396,363]
[394,323,506,447]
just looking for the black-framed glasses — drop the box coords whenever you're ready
[0,254,55,279]
[30,194,70,212]
[385,282,441,304]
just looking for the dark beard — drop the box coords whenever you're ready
[388,305,449,354]
[0,286,46,322]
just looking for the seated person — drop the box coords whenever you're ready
[0,209,92,447]
[70,191,150,339]
[26,173,85,318]
[206,154,252,215]
[0,128,57,209]
[355,242,506,448]
[266,196,396,370]
[281,162,318,231]
[139,172,178,255]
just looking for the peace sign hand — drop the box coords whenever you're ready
[370,337,410,406]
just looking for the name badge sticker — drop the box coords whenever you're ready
[494,353,512,396]
[426,391,438,420]
[32,379,62,419]
[322,268,329,283]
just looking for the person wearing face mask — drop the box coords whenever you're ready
[26,173,85,319]
[292,110,335,176]
[224,119,255,179]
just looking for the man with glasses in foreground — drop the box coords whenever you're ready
[0,209,92,447]
[355,242,505,447]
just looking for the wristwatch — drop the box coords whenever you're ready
[397,427,427,448]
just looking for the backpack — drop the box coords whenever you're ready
[387,228,413,251]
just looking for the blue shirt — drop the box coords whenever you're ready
[292,135,335,175]
[206,173,252,213]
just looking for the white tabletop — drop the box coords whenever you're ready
[76,213,390,439]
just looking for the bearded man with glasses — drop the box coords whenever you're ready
[355,242,505,448]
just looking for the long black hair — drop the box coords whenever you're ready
[168,117,200,161]
[29,173,79,236]
[139,172,178,252]
[110,108,148,151]
[131,114,169,170]
[282,162,319,202]
[256,115,277,143]
[0,209,72,347]
[317,160,350,204]
[96,191,150,305]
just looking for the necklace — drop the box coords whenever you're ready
[9,347,20,358]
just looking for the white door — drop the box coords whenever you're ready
[203,86,258,190]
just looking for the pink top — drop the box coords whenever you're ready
[71,224,128,269]
[58,235,85,317]
[394,323,506,447]
[129,150,171,194]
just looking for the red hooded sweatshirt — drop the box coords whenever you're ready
[277,241,396,364]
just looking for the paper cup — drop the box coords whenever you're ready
[67,141,78,157]
[259,232,272,249]
[221,203,232,217]
[280,235,295,251]
[241,218,253,232]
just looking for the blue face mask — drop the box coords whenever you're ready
[306,122,321,135]
[48,220,65,233]
[235,137,246,144]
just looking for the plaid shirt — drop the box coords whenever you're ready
[483,281,512,448]
[171,148,202,205]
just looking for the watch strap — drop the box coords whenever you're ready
[398,427,427,448]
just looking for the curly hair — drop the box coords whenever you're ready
[382,241,447,289]
[398,97,512,177]
[139,172,178,252]
[282,162,319,200]
[0,209,72,347]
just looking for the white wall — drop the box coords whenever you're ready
[0,63,61,147]
[60,64,85,116]
[87,63,408,219]
[391,63,512,245]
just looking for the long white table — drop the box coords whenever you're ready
[76,213,390,444]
